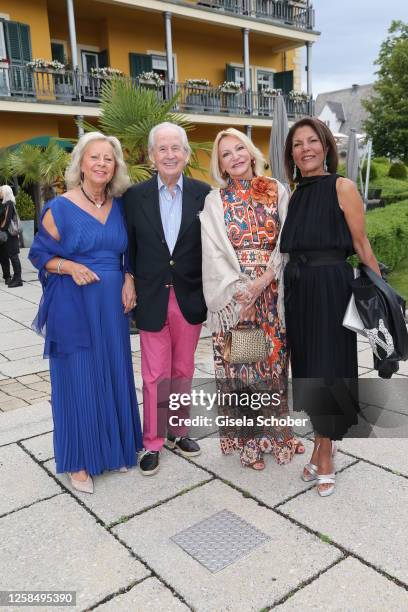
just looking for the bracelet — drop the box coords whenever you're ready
[126,271,135,280]
[56,258,65,274]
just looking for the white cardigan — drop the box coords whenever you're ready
[200,180,289,332]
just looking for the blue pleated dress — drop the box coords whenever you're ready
[45,196,142,475]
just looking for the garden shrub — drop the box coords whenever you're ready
[15,189,35,221]
[364,199,408,270]
[388,162,407,180]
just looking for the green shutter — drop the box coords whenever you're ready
[274,70,294,94]
[225,64,235,82]
[51,42,65,63]
[98,49,109,68]
[4,21,32,64]
[129,53,152,77]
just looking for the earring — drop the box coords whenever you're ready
[293,164,298,181]
[323,157,328,173]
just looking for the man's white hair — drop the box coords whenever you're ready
[148,122,191,163]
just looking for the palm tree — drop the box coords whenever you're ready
[82,77,212,182]
[10,141,70,220]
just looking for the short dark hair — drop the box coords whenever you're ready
[284,117,338,182]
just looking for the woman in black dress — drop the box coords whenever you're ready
[0,185,22,288]
[280,118,380,497]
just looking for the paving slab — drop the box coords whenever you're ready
[0,444,61,516]
[1,344,44,361]
[114,480,341,611]
[45,448,211,525]
[339,439,408,477]
[189,438,355,507]
[0,494,149,610]
[0,355,49,377]
[280,461,408,584]
[276,557,408,611]
[0,329,43,351]
[96,577,188,611]
[0,400,52,446]
[21,431,54,462]
[0,315,25,332]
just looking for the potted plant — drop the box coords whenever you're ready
[288,90,310,102]
[27,59,66,74]
[15,189,35,247]
[90,67,124,79]
[185,78,210,88]
[219,80,242,94]
[138,71,164,88]
[262,87,282,97]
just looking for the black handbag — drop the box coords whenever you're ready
[0,230,7,244]
[350,264,408,378]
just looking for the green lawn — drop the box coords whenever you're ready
[388,257,408,300]
[338,158,408,200]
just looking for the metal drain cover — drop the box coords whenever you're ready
[171,509,271,573]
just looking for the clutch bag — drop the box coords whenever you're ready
[223,327,269,364]
[342,267,365,336]
[342,294,365,336]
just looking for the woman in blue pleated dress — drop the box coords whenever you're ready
[29,132,142,494]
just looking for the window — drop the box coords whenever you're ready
[3,20,31,65]
[257,70,275,92]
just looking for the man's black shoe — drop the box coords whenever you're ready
[139,450,160,476]
[167,435,201,457]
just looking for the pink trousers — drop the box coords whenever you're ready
[140,288,202,451]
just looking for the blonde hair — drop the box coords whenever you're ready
[65,131,131,197]
[0,185,15,204]
[210,128,265,187]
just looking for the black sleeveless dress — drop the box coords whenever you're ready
[280,174,358,440]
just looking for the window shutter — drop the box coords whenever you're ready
[51,42,65,64]
[274,70,294,94]
[225,64,235,82]
[98,49,109,68]
[129,53,152,77]
[4,21,32,64]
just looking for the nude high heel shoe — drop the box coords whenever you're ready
[69,473,94,494]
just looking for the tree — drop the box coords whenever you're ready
[8,141,70,221]
[82,78,212,182]
[363,21,408,163]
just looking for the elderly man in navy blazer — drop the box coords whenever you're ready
[123,122,211,475]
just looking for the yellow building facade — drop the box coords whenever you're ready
[0,0,319,178]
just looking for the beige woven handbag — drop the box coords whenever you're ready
[223,327,269,364]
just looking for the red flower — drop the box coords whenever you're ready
[250,176,278,205]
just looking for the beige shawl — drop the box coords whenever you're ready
[200,179,289,332]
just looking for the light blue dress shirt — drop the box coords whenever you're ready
[158,174,183,255]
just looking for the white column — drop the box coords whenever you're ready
[164,12,174,82]
[66,0,78,69]
[243,28,250,92]
[306,41,313,97]
[66,0,82,139]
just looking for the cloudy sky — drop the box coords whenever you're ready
[302,0,408,95]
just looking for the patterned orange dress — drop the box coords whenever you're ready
[212,176,297,466]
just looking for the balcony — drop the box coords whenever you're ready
[0,65,313,120]
[195,0,315,30]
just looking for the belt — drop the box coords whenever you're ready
[285,250,347,304]
[289,249,347,266]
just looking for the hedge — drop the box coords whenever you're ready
[364,199,408,271]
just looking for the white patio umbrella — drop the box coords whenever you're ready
[269,94,289,191]
[346,129,359,184]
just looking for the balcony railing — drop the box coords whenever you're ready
[196,0,315,30]
[0,65,313,119]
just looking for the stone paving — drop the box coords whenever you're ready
[1,250,408,611]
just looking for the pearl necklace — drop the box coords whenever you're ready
[81,185,107,209]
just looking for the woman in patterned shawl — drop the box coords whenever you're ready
[200,128,304,470]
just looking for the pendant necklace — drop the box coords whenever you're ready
[81,184,107,209]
